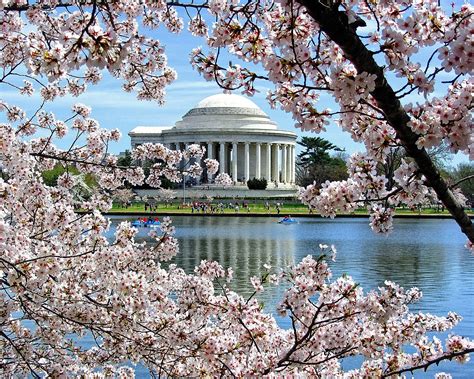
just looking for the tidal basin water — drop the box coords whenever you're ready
[109,216,474,378]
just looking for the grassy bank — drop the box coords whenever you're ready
[107,202,471,217]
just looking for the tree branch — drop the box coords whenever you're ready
[382,348,474,377]
[450,175,474,189]
[297,0,474,242]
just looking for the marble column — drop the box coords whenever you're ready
[272,144,280,184]
[227,144,232,173]
[232,142,238,183]
[180,143,187,171]
[219,142,226,174]
[290,145,295,183]
[265,143,272,181]
[196,142,203,184]
[255,143,261,179]
[282,144,288,183]
[207,142,214,181]
[286,144,291,184]
[244,142,250,183]
[207,142,214,159]
[287,145,292,184]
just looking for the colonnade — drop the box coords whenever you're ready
[168,141,295,185]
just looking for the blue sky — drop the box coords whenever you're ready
[1,2,470,167]
[1,27,363,158]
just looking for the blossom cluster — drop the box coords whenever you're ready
[1,0,178,105]
[390,159,434,208]
[406,79,473,157]
[204,158,219,175]
[300,153,393,229]
[298,153,452,234]
[214,172,233,186]
[130,142,218,186]
[369,205,395,234]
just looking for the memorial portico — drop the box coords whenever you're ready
[129,94,297,188]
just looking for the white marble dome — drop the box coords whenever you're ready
[175,93,276,130]
[195,93,262,110]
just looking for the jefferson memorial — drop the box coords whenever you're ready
[129,93,297,196]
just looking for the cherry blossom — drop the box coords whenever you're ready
[214,172,233,187]
[204,158,219,175]
[1,0,473,377]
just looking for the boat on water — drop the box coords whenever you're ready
[278,216,297,224]
[131,219,161,228]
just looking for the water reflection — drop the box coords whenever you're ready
[108,216,474,378]
[170,216,296,298]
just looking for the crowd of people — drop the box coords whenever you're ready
[190,201,254,214]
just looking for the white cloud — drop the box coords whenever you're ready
[167,81,219,92]
[1,81,221,115]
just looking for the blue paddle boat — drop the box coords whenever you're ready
[131,219,161,227]
[278,216,297,224]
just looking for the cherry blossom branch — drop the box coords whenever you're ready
[30,152,130,170]
[450,175,474,189]
[285,345,358,366]
[14,247,98,265]
[0,331,42,379]
[382,348,474,377]
[3,2,76,12]
[298,0,474,243]
[266,292,356,373]
[217,358,237,378]
[167,2,209,10]
[237,318,262,353]
[442,73,463,84]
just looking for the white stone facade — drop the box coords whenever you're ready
[129,94,297,188]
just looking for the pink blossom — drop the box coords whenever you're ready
[214,172,233,187]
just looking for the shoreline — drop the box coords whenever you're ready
[81,211,474,219]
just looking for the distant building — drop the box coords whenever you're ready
[129,93,297,189]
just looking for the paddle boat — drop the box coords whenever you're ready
[278,216,297,224]
[131,218,161,228]
[131,220,143,227]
